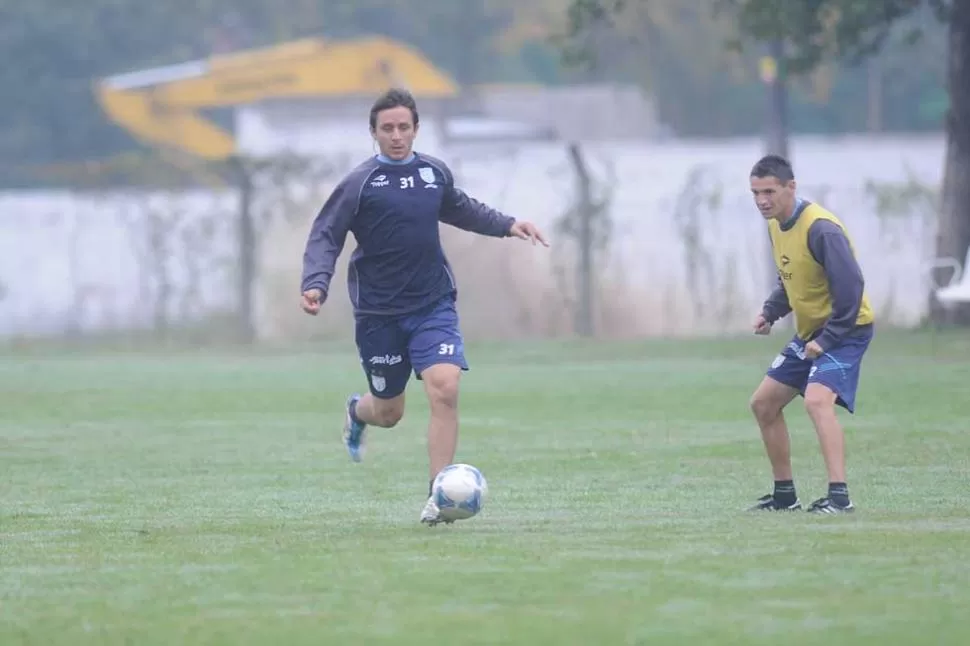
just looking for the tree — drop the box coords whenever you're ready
[565,0,970,324]
[0,0,284,176]
[0,0,543,185]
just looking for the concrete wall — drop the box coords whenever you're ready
[0,133,945,340]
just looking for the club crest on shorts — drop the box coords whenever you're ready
[370,373,386,392]
[771,354,785,369]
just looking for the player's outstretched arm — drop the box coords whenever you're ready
[432,157,549,245]
[808,220,865,350]
[439,183,516,237]
[300,178,357,315]
[439,185,549,246]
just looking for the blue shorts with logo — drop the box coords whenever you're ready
[355,295,468,399]
[766,325,874,413]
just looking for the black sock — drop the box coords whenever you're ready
[428,479,434,498]
[828,482,850,506]
[773,480,797,504]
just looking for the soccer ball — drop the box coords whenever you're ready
[432,463,488,521]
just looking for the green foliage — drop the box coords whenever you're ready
[561,0,950,135]
[0,0,298,177]
[0,0,956,186]
[716,0,951,74]
[563,0,948,77]
[559,0,629,68]
[0,0,554,185]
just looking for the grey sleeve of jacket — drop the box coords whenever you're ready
[807,219,866,350]
[761,274,792,324]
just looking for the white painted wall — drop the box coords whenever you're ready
[0,127,947,340]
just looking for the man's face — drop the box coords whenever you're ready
[372,106,417,160]
[750,175,796,221]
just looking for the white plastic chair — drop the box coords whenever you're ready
[928,247,970,306]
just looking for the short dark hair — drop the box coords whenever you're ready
[369,88,419,130]
[750,154,795,182]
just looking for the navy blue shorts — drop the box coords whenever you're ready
[355,295,468,399]
[766,326,874,413]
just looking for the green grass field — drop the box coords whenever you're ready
[2,331,969,645]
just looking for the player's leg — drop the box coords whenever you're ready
[343,315,412,462]
[420,363,462,482]
[416,362,465,526]
[403,296,468,525]
[748,340,811,510]
[803,383,846,508]
[750,377,800,480]
[803,327,873,514]
[351,390,406,427]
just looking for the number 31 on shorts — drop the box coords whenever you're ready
[438,343,456,355]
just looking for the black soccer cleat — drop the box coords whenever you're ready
[807,497,855,514]
[748,493,802,511]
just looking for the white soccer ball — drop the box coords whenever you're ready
[432,463,488,521]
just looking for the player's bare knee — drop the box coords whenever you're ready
[373,398,405,427]
[750,391,781,422]
[377,408,404,427]
[803,386,836,418]
[423,369,460,411]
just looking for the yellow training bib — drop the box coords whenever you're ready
[767,202,874,339]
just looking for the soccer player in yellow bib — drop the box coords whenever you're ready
[747,155,874,514]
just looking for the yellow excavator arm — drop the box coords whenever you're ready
[96,36,459,160]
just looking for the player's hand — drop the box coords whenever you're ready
[804,340,823,359]
[753,313,772,335]
[509,221,549,247]
[301,288,324,315]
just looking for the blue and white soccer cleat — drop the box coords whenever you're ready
[343,394,367,462]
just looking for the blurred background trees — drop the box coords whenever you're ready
[0,0,949,187]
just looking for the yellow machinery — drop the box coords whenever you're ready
[95,36,460,160]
